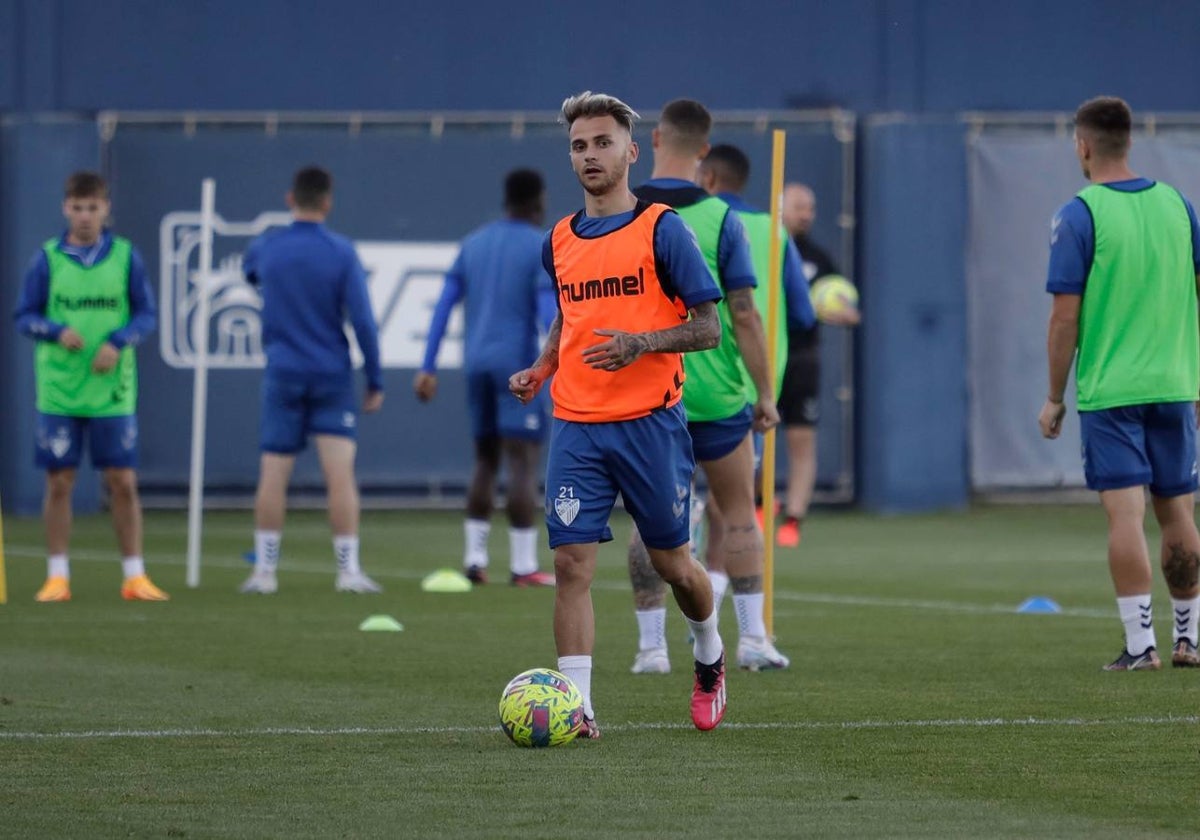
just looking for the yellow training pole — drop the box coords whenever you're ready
[762,129,786,637]
[0,492,7,604]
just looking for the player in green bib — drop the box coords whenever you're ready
[13,171,168,603]
[627,99,790,674]
[1039,97,1200,670]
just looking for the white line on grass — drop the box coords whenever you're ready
[3,543,1114,620]
[2,714,1196,741]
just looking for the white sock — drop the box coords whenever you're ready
[1172,595,1200,644]
[636,607,668,652]
[733,592,767,640]
[509,527,538,576]
[708,570,729,614]
[121,556,145,579]
[464,519,490,569]
[1117,594,1155,655]
[558,655,594,718]
[333,535,360,575]
[254,530,281,573]
[686,609,724,666]
[48,554,69,580]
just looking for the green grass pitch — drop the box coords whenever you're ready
[1,505,1197,838]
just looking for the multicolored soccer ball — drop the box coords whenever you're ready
[810,274,858,320]
[498,668,586,747]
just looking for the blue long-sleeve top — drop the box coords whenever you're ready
[716,192,817,330]
[14,231,157,348]
[243,220,382,391]
[421,218,556,374]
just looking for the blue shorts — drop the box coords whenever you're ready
[689,405,753,462]
[35,413,138,470]
[545,402,695,550]
[1079,402,1198,496]
[260,370,358,454]
[467,367,547,442]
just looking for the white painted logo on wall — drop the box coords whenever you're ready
[159,212,462,369]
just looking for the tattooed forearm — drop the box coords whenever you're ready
[635,300,721,355]
[532,313,563,375]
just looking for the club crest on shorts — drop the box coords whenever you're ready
[554,495,581,526]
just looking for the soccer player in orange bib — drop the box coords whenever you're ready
[509,91,728,736]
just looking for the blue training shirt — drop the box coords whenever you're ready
[717,192,817,330]
[1047,178,1200,294]
[14,230,157,348]
[540,205,723,311]
[635,178,758,295]
[243,220,382,391]
[421,218,555,374]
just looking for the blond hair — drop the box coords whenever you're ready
[559,91,640,133]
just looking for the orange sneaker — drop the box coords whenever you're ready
[35,576,71,602]
[776,518,801,548]
[121,574,170,601]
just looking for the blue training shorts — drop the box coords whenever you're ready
[1079,401,1198,496]
[544,401,695,550]
[467,367,548,442]
[689,404,753,463]
[35,412,138,470]
[260,370,358,454]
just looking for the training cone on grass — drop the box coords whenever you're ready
[359,615,404,632]
[1016,596,1062,614]
[421,568,473,593]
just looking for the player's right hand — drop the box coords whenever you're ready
[413,372,437,403]
[753,397,780,433]
[363,390,384,414]
[1038,398,1066,439]
[509,367,544,405]
[58,327,84,351]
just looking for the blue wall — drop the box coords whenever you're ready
[3,0,1199,114]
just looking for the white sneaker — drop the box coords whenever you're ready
[631,647,671,674]
[335,570,383,593]
[736,636,790,671]
[239,570,278,594]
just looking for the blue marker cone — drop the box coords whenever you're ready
[1017,596,1062,614]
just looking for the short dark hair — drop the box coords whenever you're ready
[702,144,751,191]
[291,165,333,209]
[504,168,544,211]
[64,171,108,199]
[1075,96,1132,158]
[658,99,712,154]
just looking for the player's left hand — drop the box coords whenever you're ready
[413,372,437,402]
[583,329,648,371]
[822,307,861,327]
[363,390,384,414]
[92,342,119,373]
[753,397,780,433]
[1038,398,1066,439]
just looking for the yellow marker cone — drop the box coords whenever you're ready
[420,568,472,593]
[359,615,404,632]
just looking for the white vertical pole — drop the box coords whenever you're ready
[186,178,216,588]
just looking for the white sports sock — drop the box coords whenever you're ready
[635,607,668,652]
[733,592,766,640]
[464,519,491,569]
[509,527,538,576]
[48,554,69,580]
[1172,595,1200,644]
[254,530,281,573]
[1117,594,1155,655]
[333,535,360,575]
[686,609,724,666]
[707,570,729,614]
[121,556,145,579]
[558,655,593,719]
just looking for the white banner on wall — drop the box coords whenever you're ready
[159,211,461,370]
